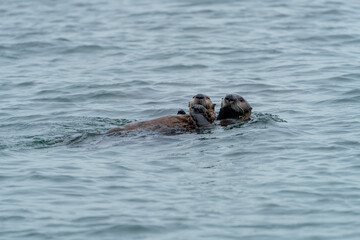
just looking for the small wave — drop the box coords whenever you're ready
[251,112,287,123]
[1,117,131,151]
[341,89,360,97]
[223,112,286,130]
[14,31,48,40]
[320,9,354,16]
[62,45,104,54]
[177,0,223,8]
[297,34,356,44]
[88,224,163,236]
[128,10,178,18]
[328,74,360,83]
[154,64,208,72]
[16,81,37,87]
[62,132,103,145]
[89,91,122,100]
[13,41,55,49]
[31,97,73,103]
[335,95,360,104]
[182,26,212,31]
[54,37,71,42]
[28,173,78,183]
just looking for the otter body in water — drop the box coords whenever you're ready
[217,94,252,125]
[107,94,216,134]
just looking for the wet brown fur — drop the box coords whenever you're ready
[107,94,216,134]
[217,94,252,121]
[188,94,216,122]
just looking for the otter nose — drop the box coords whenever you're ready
[225,95,234,101]
[195,94,205,99]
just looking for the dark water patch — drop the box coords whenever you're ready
[54,37,71,42]
[140,52,180,61]
[341,89,360,97]
[14,31,48,40]
[328,95,360,104]
[17,232,51,240]
[88,224,164,237]
[0,216,26,222]
[72,215,112,224]
[31,90,131,103]
[332,140,360,148]
[177,0,228,8]
[62,45,105,54]
[36,89,67,95]
[182,26,213,32]
[199,48,282,56]
[27,173,78,183]
[147,25,170,31]
[89,91,123,100]
[343,38,360,45]
[220,57,273,65]
[15,81,37,87]
[154,81,203,87]
[128,10,180,18]
[5,114,49,123]
[327,74,360,83]
[109,80,152,88]
[154,64,208,72]
[12,41,54,49]
[31,97,73,103]
[297,34,358,46]
[5,42,56,56]
[319,8,356,16]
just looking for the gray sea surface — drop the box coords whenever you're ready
[1,0,360,239]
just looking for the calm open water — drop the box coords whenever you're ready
[1,0,360,239]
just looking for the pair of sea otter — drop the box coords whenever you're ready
[106,94,252,134]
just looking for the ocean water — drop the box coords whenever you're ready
[1,0,360,239]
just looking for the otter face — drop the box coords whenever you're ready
[188,94,216,112]
[218,94,252,120]
[188,94,216,123]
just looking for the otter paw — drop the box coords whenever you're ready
[191,104,207,114]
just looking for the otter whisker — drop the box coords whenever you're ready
[217,94,252,122]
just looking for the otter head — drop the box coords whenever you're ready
[217,94,252,120]
[188,94,216,123]
[189,94,215,112]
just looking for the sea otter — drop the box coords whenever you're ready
[106,94,216,134]
[217,94,252,125]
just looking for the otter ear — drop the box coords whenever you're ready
[177,109,186,115]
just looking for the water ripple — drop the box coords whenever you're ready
[2,0,360,239]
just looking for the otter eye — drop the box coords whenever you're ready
[240,98,244,102]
